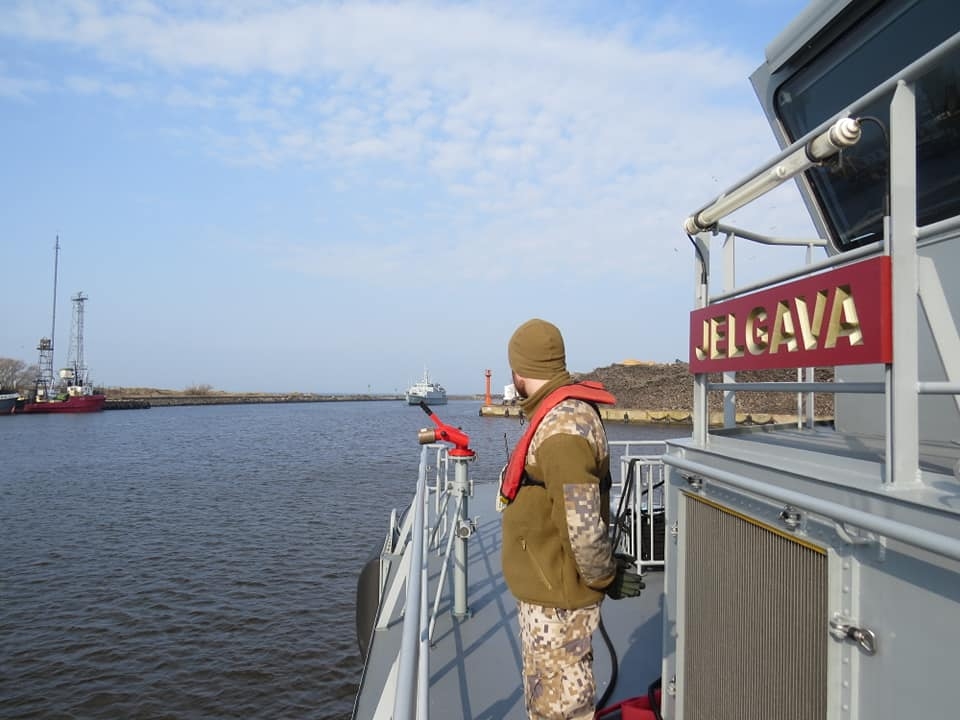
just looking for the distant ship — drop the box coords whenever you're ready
[405,369,447,405]
[18,238,106,414]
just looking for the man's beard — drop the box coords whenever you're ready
[511,372,527,399]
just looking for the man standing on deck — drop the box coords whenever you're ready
[500,318,644,720]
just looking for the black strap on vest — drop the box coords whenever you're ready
[520,473,544,488]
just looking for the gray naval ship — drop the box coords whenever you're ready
[353,0,960,717]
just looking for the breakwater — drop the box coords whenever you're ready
[105,393,405,409]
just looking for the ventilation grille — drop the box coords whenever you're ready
[682,494,827,720]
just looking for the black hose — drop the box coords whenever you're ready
[596,458,640,710]
[595,613,619,710]
[688,232,708,285]
[854,115,891,217]
[648,676,663,720]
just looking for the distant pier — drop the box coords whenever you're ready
[103,393,405,410]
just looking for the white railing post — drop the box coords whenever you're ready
[393,447,429,720]
[887,80,921,486]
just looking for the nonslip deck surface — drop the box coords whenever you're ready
[353,481,665,719]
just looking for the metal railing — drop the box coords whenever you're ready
[382,439,668,717]
[379,442,473,720]
[392,446,431,720]
[684,33,960,481]
[610,440,668,571]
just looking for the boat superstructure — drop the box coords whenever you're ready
[405,370,447,406]
[664,1,960,717]
[354,1,960,718]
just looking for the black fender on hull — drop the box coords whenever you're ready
[356,556,380,660]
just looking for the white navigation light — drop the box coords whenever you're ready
[683,117,862,235]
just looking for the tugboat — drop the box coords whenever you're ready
[354,2,960,718]
[19,239,106,414]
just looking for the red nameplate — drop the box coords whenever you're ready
[689,256,892,372]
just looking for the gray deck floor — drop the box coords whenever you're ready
[353,481,664,719]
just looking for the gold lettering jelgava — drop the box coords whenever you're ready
[746,307,768,355]
[695,283,863,363]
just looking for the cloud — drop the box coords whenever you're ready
[0,0,815,293]
[64,74,137,98]
[0,73,48,99]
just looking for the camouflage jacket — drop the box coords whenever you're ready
[501,379,617,608]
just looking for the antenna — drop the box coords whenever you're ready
[50,236,60,358]
[32,237,60,401]
[68,292,89,386]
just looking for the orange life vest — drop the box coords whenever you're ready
[497,381,616,510]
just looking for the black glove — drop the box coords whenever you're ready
[605,555,644,600]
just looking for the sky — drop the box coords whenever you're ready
[0,0,819,395]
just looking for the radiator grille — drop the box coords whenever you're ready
[682,494,827,720]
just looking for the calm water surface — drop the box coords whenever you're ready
[0,401,682,719]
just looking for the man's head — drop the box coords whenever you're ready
[508,318,567,397]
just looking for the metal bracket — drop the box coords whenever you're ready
[829,614,878,655]
[833,521,879,546]
[456,518,476,539]
[683,473,704,490]
[779,505,804,530]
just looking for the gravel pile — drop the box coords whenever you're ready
[575,362,834,416]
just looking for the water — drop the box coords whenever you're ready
[0,401,683,719]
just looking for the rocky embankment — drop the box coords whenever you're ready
[575,362,834,417]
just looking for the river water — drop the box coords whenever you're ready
[0,401,683,719]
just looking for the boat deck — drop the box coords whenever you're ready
[705,423,959,476]
[672,423,960,519]
[353,480,665,719]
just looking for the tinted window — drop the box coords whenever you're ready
[775,0,960,249]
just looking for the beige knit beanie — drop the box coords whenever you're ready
[508,318,567,380]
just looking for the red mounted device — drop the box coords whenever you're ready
[417,402,475,457]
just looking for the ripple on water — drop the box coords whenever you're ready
[1,402,672,718]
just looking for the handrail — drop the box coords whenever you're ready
[610,441,668,570]
[706,382,885,394]
[684,30,960,237]
[707,240,880,304]
[393,446,429,720]
[684,117,862,234]
[428,493,463,643]
[387,443,462,719]
[666,455,960,563]
[683,32,960,483]
[387,441,669,715]
[714,222,827,247]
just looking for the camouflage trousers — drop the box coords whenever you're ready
[518,600,600,720]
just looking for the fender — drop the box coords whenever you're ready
[497,381,616,510]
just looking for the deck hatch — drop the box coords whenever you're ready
[682,493,827,720]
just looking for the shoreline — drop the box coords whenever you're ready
[101,394,833,425]
[479,404,833,426]
[106,394,402,409]
[103,394,484,409]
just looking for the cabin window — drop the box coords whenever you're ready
[774,0,960,250]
